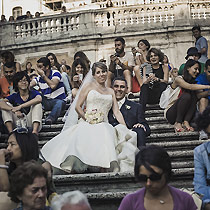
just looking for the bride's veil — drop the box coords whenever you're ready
[62,69,94,131]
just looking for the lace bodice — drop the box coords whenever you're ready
[86,90,112,122]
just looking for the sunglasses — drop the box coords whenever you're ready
[137,173,163,182]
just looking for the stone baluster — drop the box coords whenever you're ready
[76,16,80,29]
[41,20,47,34]
[31,21,36,36]
[128,9,133,25]
[72,16,78,30]
[100,12,104,27]
[132,9,138,24]
[15,24,21,38]
[62,16,67,32]
[36,20,41,35]
[57,18,62,33]
[46,19,52,34]
[109,11,114,26]
[51,18,57,33]
[21,23,27,38]
[123,10,128,25]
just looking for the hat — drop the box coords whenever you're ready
[185,47,201,60]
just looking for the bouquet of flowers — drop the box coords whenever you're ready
[85,109,104,124]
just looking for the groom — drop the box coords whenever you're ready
[108,77,151,148]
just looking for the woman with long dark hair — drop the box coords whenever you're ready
[70,58,88,98]
[165,59,210,132]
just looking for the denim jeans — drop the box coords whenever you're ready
[193,142,210,205]
[61,72,71,94]
[42,96,66,122]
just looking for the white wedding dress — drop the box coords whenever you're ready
[41,89,138,173]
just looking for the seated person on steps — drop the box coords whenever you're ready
[108,77,151,148]
[30,57,66,125]
[0,71,42,135]
[107,37,135,93]
[194,106,210,210]
[196,59,210,140]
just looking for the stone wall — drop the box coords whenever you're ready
[0,0,210,68]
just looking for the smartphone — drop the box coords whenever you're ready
[79,74,83,81]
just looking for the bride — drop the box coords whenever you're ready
[41,62,137,173]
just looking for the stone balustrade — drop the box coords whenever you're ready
[14,13,80,39]
[0,0,210,68]
[0,0,209,46]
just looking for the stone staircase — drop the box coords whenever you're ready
[0,103,208,210]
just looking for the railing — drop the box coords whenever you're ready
[12,2,177,39]
[95,3,175,27]
[14,14,80,38]
[98,0,176,8]
[0,0,210,46]
[190,1,210,19]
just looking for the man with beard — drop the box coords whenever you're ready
[196,59,210,139]
[0,63,16,99]
[107,37,135,93]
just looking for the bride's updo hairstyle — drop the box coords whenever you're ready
[92,62,107,75]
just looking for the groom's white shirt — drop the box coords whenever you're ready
[118,97,125,109]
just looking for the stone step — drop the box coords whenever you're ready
[53,168,194,195]
[145,109,164,117]
[148,139,207,150]
[147,132,199,142]
[146,116,167,124]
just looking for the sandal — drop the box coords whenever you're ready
[183,121,194,132]
[174,122,184,133]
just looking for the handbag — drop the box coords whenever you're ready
[180,188,203,210]
[159,85,181,109]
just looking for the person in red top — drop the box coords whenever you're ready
[0,63,15,99]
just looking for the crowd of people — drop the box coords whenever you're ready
[0,24,209,209]
[0,11,41,24]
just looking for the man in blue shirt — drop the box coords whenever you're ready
[194,106,210,210]
[30,57,66,124]
[196,59,210,139]
[192,25,208,64]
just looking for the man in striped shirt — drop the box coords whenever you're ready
[30,57,66,125]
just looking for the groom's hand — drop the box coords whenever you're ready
[133,123,146,132]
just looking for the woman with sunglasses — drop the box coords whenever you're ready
[119,145,197,210]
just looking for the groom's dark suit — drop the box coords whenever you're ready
[108,98,151,148]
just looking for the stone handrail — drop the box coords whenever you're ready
[14,13,80,39]
[0,0,210,48]
[98,0,177,8]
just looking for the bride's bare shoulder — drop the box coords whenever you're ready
[107,87,115,94]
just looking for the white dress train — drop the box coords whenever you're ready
[41,90,138,173]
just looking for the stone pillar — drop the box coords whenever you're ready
[174,0,191,21]
[0,23,15,47]
[79,11,96,36]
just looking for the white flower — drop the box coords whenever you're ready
[125,105,131,110]
[85,109,104,124]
